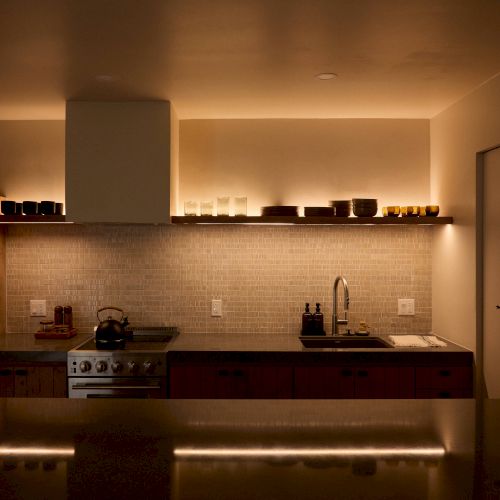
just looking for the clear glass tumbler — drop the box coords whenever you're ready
[217,196,230,216]
[184,200,198,216]
[234,197,247,216]
[200,200,214,216]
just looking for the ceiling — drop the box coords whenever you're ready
[1,0,499,120]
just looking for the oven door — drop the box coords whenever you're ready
[69,377,166,399]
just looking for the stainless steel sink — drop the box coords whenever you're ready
[299,336,393,349]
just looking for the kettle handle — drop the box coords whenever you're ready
[97,306,124,322]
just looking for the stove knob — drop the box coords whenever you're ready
[111,361,123,374]
[79,361,91,373]
[128,361,139,374]
[143,361,155,374]
[95,361,107,373]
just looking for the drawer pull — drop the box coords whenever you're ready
[0,369,12,376]
[438,391,451,398]
[357,370,369,377]
[341,369,353,377]
[439,370,451,377]
[233,369,244,377]
[15,369,28,376]
[217,369,230,377]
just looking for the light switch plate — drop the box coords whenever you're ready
[30,299,47,317]
[211,299,222,317]
[398,299,415,316]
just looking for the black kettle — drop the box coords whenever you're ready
[95,307,129,349]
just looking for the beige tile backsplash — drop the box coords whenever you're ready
[5,225,432,336]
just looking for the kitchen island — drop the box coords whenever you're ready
[0,397,495,499]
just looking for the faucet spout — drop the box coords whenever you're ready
[332,275,349,336]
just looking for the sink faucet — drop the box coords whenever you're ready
[332,275,349,336]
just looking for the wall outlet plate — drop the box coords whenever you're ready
[398,299,415,316]
[211,299,222,317]
[30,299,47,317]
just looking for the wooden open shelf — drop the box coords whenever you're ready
[171,215,453,225]
[0,215,68,223]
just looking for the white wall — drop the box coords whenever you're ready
[431,74,500,351]
[180,119,430,215]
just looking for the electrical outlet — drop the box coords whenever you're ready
[30,300,47,317]
[398,299,415,316]
[211,299,222,317]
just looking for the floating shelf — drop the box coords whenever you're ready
[0,215,68,223]
[171,216,453,225]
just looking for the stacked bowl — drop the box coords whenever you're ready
[352,198,378,217]
[330,200,352,217]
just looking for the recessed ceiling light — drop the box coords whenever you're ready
[316,73,338,80]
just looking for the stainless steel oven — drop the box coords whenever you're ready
[68,377,166,399]
[68,327,177,399]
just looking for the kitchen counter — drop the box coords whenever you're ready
[0,397,495,499]
[0,333,92,363]
[167,333,472,364]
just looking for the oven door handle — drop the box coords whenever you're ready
[71,384,161,391]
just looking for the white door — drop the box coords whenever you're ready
[484,147,500,398]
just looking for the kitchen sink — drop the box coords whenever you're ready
[299,336,393,349]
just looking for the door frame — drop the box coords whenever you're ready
[476,143,500,398]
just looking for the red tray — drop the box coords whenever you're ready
[34,328,77,339]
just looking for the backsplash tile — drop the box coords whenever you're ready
[5,225,432,336]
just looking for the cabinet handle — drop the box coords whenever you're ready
[217,369,230,377]
[233,369,244,377]
[0,369,12,376]
[15,369,28,376]
[341,369,353,377]
[438,391,451,398]
[357,370,369,377]
[438,370,451,377]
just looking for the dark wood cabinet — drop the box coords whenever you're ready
[0,364,67,398]
[168,353,473,400]
[169,363,293,399]
[294,365,415,399]
[415,366,473,398]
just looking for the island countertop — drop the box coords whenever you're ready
[0,397,494,499]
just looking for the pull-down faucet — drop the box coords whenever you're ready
[333,276,349,336]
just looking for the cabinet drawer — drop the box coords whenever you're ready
[416,388,473,399]
[415,366,472,390]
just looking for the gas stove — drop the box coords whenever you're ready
[67,326,178,398]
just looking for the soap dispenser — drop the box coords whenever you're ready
[313,303,325,335]
[301,303,314,335]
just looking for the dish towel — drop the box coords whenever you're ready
[388,335,433,347]
[422,335,447,347]
[388,335,447,347]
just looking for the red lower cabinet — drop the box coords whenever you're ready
[415,366,473,398]
[169,363,293,399]
[294,365,415,399]
[168,356,473,400]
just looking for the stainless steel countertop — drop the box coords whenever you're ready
[168,332,471,353]
[0,333,92,363]
[0,397,494,499]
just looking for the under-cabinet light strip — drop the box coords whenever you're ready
[174,446,445,459]
[0,447,75,456]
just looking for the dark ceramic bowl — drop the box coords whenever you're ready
[22,201,38,215]
[39,200,55,215]
[1,200,16,215]
[353,205,378,217]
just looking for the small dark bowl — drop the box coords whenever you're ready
[353,205,378,217]
[334,207,351,217]
[1,200,16,215]
[15,202,23,214]
[55,202,64,215]
[39,201,55,215]
[22,201,38,215]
